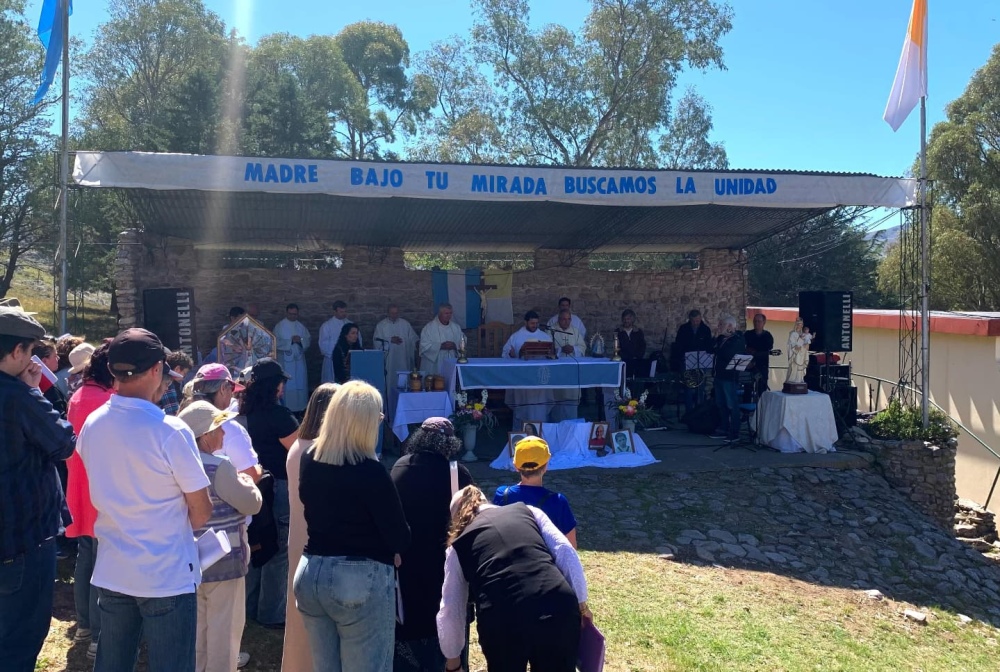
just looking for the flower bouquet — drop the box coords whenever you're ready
[613,388,661,427]
[450,390,498,436]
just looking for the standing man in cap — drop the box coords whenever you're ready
[78,328,214,671]
[0,307,77,672]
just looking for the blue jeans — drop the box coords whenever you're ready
[294,555,395,672]
[0,538,56,672]
[714,378,742,440]
[246,477,289,625]
[94,588,197,672]
[74,536,100,641]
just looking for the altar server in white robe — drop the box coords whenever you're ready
[319,300,361,383]
[502,311,554,429]
[274,303,311,412]
[547,296,586,340]
[549,309,586,422]
[419,303,464,375]
[374,304,418,374]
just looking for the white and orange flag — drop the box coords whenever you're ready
[883,0,928,131]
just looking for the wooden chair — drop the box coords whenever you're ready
[476,321,514,358]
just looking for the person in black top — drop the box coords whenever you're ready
[390,417,474,672]
[711,315,747,443]
[240,357,299,628]
[673,309,714,414]
[294,380,410,672]
[437,486,591,672]
[616,309,646,361]
[332,323,363,384]
[744,313,775,396]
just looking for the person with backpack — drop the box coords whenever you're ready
[493,437,577,548]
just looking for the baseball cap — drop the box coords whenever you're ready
[250,357,290,382]
[177,400,235,438]
[67,343,96,374]
[0,306,45,340]
[194,363,245,393]
[108,328,182,379]
[513,436,551,470]
[421,416,455,437]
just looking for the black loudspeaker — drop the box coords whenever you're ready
[798,291,853,352]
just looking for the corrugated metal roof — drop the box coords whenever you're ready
[124,189,833,252]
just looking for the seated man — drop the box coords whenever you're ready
[493,436,577,548]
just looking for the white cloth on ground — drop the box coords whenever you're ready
[502,327,554,427]
[490,420,658,470]
[373,317,418,375]
[274,318,311,412]
[436,504,588,659]
[419,318,464,376]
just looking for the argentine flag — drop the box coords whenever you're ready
[33,0,73,105]
[431,269,482,330]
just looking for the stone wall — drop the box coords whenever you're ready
[853,426,958,530]
[113,230,746,384]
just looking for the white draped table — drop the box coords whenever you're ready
[453,357,624,390]
[756,390,839,454]
[392,391,454,442]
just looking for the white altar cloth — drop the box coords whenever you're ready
[489,420,658,471]
[756,390,839,454]
[392,391,454,442]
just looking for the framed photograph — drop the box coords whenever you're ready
[507,432,528,457]
[610,429,635,454]
[589,422,609,448]
[522,421,543,437]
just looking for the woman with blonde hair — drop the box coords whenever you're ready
[437,485,592,672]
[282,383,338,672]
[293,380,410,672]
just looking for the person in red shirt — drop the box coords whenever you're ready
[65,339,114,658]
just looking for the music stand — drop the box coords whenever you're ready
[713,355,758,453]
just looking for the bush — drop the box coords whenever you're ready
[866,400,958,445]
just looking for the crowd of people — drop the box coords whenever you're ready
[0,301,593,672]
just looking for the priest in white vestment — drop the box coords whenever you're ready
[274,303,311,412]
[374,305,418,375]
[319,300,361,383]
[502,311,554,430]
[419,303,464,376]
[549,309,586,422]
[546,296,587,340]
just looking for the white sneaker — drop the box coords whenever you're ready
[87,641,98,659]
[74,627,91,642]
[237,652,250,668]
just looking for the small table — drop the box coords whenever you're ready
[392,391,453,442]
[756,390,838,453]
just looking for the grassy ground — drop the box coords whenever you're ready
[39,549,999,672]
[6,266,117,339]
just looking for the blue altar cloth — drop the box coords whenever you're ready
[455,358,624,390]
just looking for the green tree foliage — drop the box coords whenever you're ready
[0,0,58,298]
[331,21,436,160]
[878,44,1000,311]
[747,207,886,308]
[412,0,732,167]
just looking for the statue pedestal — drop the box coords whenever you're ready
[782,382,809,395]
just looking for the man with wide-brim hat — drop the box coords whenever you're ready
[0,307,77,671]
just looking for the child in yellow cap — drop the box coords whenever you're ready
[493,436,578,548]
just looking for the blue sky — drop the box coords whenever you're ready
[29,0,999,179]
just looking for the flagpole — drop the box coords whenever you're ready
[919,95,930,428]
[58,0,69,335]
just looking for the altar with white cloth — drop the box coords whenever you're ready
[392,391,454,442]
[455,357,624,390]
[490,420,658,471]
[756,390,839,454]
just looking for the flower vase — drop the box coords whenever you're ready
[622,419,637,433]
[461,424,478,462]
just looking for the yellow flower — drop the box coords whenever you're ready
[473,403,485,411]
[618,405,627,412]
[629,400,639,407]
